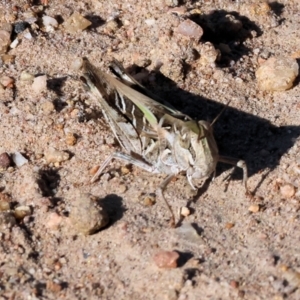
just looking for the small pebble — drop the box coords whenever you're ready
[176,19,203,41]
[237,290,245,298]
[46,280,62,293]
[0,24,12,54]
[0,193,11,211]
[54,261,62,271]
[256,56,299,91]
[23,11,38,24]
[0,76,14,88]
[70,57,84,71]
[12,152,28,167]
[118,184,127,194]
[230,280,239,289]
[282,267,300,288]
[143,194,156,206]
[32,75,47,93]
[70,108,80,119]
[89,165,100,176]
[42,16,58,32]
[44,147,69,164]
[120,166,130,175]
[250,2,271,16]
[144,19,156,26]
[1,54,15,64]
[176,223,202,243]
[41,101,55,115]
[13,205,31,220]
[20,71,34,82]
[180,206,190,217]
[225,222,235,229]
[0,152,12,169]
[165,0,179,6]
[63,12,92,34]
[23,30,33,40]
[167,6,187,15]
[10,38,19,49]
[45,212,62,229]
[199,42,220,65]
[153,250,179,268]
[69,192,109,235]
[106,20,119,32]
[13,21,29,34]
[280,264,289,272]
[65,132,77,146]
[291,50,300,59]
[280,184,296,198]
[248,204,260,213]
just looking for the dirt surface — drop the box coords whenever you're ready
[0,0,300,299]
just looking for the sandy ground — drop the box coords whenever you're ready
[0,0,300,299]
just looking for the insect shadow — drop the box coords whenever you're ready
[128,65,300,195]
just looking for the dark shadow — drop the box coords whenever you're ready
[175,250,194,267]
[34,282,46,297]
[28,251,40,261]
[37,168,61,197]
[53,98,68,112]
[78,103,104,122]
[85,14,106,30]
[155,73,300,183]
[54,15,64,25]
[47,76,68,96]
[269,2,285,16]
[191,223,204,236]
[189,10,262,66]
[184,268,201,281]
[273,255,280,266]
[98,194,125,225]
[119,66,300,197]
[60,281,69,289]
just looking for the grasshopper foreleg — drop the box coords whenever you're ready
[91,152,177,226]
[218,156,248,193]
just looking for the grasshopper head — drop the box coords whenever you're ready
[185,120,219,190]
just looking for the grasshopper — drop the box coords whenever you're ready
[79,57,248,226]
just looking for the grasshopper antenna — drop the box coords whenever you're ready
[210,100,231,127]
